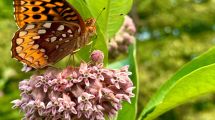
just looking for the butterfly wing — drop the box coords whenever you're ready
[14,0,85,29]
[11,21,84,69]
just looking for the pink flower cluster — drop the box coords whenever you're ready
[12,50,134,120]
[109,16,136,59]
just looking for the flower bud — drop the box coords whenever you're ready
[90,50,104,64]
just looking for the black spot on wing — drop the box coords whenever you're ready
[33,15,41,19]
[32,7,40,12]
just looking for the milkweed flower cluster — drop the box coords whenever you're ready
[12,50,134,120]
[109,15,136,59]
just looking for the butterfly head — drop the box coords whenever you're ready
[85,18,96,37]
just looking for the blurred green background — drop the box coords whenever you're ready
[1,0,215,119]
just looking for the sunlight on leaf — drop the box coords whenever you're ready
[68,0,108,64]
[85,0,133,38]
[139,47,215,120]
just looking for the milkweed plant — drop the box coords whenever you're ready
[11,0,215,120]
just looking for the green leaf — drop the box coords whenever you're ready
[0,94,21,120]
[85,0,133,38]
[68,0,91,19]
[139,47,215,120]
[68,0,108,64]
[108,41,139,120]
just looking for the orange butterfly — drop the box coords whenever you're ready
[11,0,96,70]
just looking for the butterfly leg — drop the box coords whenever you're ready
[66,54,72,67]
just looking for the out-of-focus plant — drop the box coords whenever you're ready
[138,46,215,120]
[109,16,136,59]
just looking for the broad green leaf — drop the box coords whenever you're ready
[68,0,108,64]
[85,0,133,38]
[108,59,129,69]
[108,41,139,120]
[68,0,91,19]
[139,47,215,120]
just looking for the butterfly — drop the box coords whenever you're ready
[11,0,96,70]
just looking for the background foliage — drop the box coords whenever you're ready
[1,0,215,120]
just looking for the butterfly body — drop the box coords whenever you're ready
[12,0,96,69]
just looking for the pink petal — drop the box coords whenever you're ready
[89,74,97,80]
[36,76,44,80]
[46,102,53,109]
[73,78,82,83]
[35,82,42,88]
[21,64,32,72]
[98,75,104,81]
[97,105,104,111]
[38,109,44,116]
[78,112,82,118]
[64,111,70,119]
[119,78,127,83]
[52,107,56,115]
[116,94,124,99]
[79,63,88,74]
[71,71,78,78]
[124,95,131,103]
[84,79,90,86]
[43,85,48,92]
[82,92,95,100]
[11,100,22,108]
[84,111,91,118]
[77,96,83,103]
[78,103,85,110]
[39,102,45,109]
[58,106,64,112]
[126,87,135,93]
[115,83,120,89]
[71,107,77,114]
[98,90,102,99]
[112,96,120,103]
[110,78,115,84]
[101,88,113,94]
[63,93,71,103]
[27,100,35,107]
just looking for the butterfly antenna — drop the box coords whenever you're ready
[89,43,93,53]
[96,7,106,22]
[90,7,106,44]
[66,54,72,67]
[72,55,75,66]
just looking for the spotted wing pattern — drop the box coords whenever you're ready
[12,0,96,69]
[14,0,85,29]
[11,21,82,69]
